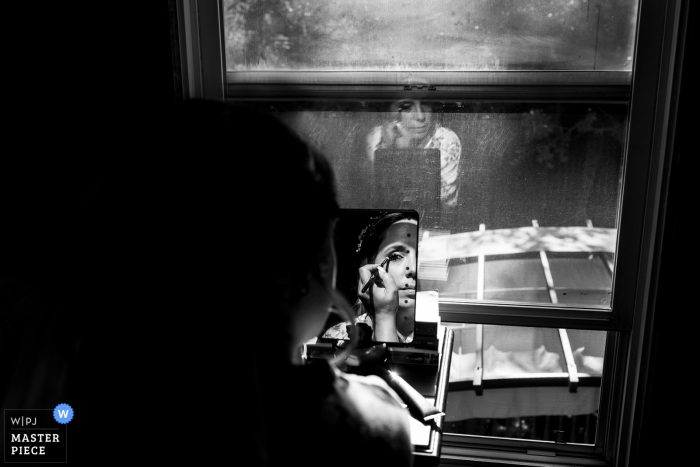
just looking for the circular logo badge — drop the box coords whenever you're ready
[53,404,74,424]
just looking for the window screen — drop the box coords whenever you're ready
[231,100,625,308]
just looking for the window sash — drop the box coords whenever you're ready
[176,1,682,464]
[227,70,631,85]
[441,435,601,460]
[439,302,617,331]
[613,1,685,465]
[440,444,610,466]
[224,82,630,102]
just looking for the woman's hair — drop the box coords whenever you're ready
[173,100,338,291]
[77,99,340,346]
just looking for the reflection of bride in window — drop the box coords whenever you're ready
[323,212,418,344]
[366,98,462,207]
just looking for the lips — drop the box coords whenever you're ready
[400,288,416,298]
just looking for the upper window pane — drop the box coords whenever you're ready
[224,0,639,72]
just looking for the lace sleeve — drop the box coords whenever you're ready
[434,127,462,206]
[322,321,350,340]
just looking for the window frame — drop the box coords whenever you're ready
[173,0,687,465]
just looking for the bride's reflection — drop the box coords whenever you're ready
[323,211,418,344]
[367,98,461,208]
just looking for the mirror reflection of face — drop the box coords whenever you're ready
[373,219,418,311]
[398,100,433,140]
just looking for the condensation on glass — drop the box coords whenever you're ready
[224,0,639,71]
[444,323,606,444]
[232,100,625,308]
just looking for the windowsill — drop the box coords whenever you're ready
[440,444,608,466]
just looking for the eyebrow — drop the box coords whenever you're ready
[380,242,412,252]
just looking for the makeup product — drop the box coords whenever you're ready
[414,291,440,338]
[387,347,439,366]
[361,256,391,294]
[304,342,336,362]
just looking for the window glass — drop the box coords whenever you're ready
[445,323,606,443]
[224,0,639,71]
[232,100,625,308]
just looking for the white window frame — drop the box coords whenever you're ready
[173,1,688,465]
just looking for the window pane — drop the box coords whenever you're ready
[229,100,625,308]
[445,323,605,444]
[224,0,638,71]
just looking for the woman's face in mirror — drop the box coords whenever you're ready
[373,219,418,311]
[397,100,434,140]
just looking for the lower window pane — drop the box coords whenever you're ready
[444,323,605,444]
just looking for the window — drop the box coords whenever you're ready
[172,0,686,464]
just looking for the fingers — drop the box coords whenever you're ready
[395,121,409,138]
[358,264,377,285]
[358,265,382,297]
[357,262,400,322]
[360,265,397,299]
[360,259,393,286]
[375,266,398,294]
[379,123,400,148]
[369,266,399,322]
[358,265,375,293]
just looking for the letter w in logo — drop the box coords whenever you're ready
[58,410,69,418]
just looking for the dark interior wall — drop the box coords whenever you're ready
[2,1,178,286]
[1,1,185,462]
